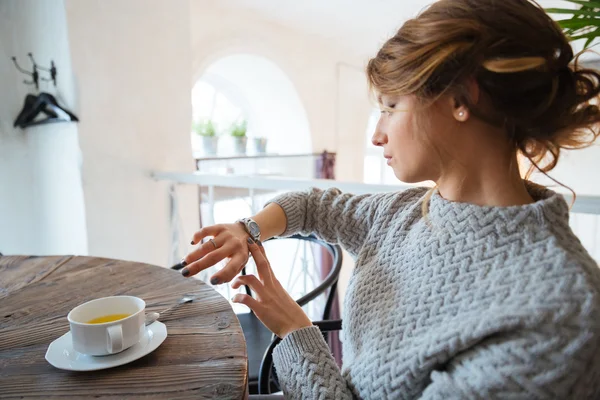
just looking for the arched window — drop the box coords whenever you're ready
[191,74,252,156]
[191,54,311,157]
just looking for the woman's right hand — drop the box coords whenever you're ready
[180,223,251,285]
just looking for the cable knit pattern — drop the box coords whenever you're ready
[268,184,600,399]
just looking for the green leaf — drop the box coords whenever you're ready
[562,0,600,9]
[192,119,217,137]
[229,119,247,137]
[546,8,593,16]
[584,36,596,48]
[545,2,600,47]
[569,30,600,40]
[557,18,600,29]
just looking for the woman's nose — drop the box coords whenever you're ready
[371,128,387,147]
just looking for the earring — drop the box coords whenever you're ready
[458,111,465,117]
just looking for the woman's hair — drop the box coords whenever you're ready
[367,0,600,178]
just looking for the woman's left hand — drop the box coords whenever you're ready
[231,238,313,338]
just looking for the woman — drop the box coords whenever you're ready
[179,0,600,398]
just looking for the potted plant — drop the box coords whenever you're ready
[251,136,268,154]
[193,119,218,156]
[230,119,248,155]
[547,0,600,49]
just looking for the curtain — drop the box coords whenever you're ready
[315,151,342,366]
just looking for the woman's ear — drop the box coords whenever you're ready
[451,98,469,122]
[451,79,480,122]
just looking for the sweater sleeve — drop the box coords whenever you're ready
[266,187,416,256]
[272,326,355,400]
[420,325,600,400]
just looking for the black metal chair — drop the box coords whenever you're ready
[241,234,343,394]
[258,319,343,395]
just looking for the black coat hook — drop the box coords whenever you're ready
[12,53,77,129]
[28,53,57,87]
[11,56,39,90]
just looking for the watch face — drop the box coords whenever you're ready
[248,221,260,237]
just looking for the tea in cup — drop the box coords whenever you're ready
[67,296,146,356]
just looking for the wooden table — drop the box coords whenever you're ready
[0,255,248,399]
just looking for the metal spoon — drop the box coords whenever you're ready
[145,311,160,326]
[144,295,196,326]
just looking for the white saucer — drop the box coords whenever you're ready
[45,321,167,371]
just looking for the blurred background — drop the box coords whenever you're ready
[1,0,599,312]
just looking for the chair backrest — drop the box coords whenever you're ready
[241,234,343,321]
[242,235,343,394]
[258,319,344,395]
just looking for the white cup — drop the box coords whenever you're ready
[67,296,146,356]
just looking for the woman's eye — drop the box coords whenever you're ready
[380,105,395,115]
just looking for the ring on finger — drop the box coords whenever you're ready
[209,238,218,249]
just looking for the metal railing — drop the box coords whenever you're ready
[153,171,600,213]
[154,171,600,278]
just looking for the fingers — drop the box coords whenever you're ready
[191,225,225,245]
[181,228,248,280]
[182,244,234,278]
[231,293,261,311]
[247,238,273,282]
[183,236,223,266]
[231,274,263,294]
[211,254,249,285]
[256,240,266,256]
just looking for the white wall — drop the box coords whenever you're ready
[0,0,87,256]
[64,0,197,266]
[530,145,600,197]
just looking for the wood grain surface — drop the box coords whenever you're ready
[0,256,248,399]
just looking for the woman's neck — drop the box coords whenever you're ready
[436,155,535,207]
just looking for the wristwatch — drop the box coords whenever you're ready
[237,217,261,242]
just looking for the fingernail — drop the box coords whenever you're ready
[181,268,190,277]
[257,240,263,247]
[247,237,254,245]
[190,240,195,245]
[180,259,188,267]
[210,277,220,285]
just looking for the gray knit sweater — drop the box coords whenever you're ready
[268,184,600,399]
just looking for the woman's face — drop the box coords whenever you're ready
[372,95,447,183]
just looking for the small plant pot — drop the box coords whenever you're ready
[232,136,247,155]
[252,138,268,154]
[201,136,219,156]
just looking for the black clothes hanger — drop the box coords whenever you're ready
[13,93,78,128]
[12,54,78,129]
